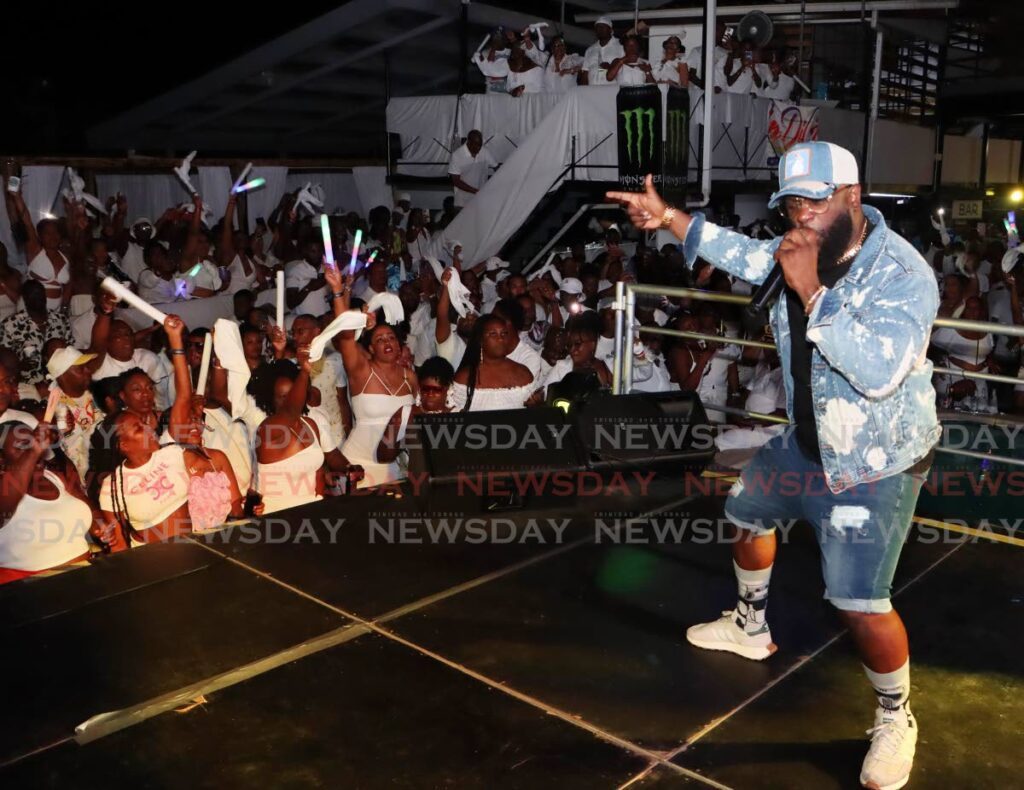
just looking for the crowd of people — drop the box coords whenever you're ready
[0,158,1020,582]
[473,18,800,100]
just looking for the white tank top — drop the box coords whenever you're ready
[0,471,91,571]
[28,249,70,312]
[98,445,190,530]
[256,417,325,514]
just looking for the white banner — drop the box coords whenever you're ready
[765,101,820,168]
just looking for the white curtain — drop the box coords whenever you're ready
[284,171,361,216]
[196,167,234,226]
[244,166,288,232]
[22,166,68,223]
[95,174,185,224]
[351,166,392,218]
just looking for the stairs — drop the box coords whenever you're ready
[501,182,616,267]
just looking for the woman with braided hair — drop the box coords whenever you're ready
[91,315,244,546]
[450,314,533,412]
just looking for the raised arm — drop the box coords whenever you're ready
[435,268,453,344]
[163,315,194,442]
[607,174,779,286]
[9,190,41,260]
[219,193,238,266]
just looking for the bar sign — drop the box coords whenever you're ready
[952,200,983,220]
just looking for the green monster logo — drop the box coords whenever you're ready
[620,108,656,165]
[666,109,687,168]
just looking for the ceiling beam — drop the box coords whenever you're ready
[88,0,401,146]
[172,9,453,135]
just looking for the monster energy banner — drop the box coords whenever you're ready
[616,85,662,191]
[663,86,690,204]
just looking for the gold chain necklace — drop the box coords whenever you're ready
[834,219,870,268]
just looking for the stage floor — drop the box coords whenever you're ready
[1,475,1021,789]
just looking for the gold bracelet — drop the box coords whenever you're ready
[660,206,677,228]
[804,285,826,316]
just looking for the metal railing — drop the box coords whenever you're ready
[610,280,1024,469]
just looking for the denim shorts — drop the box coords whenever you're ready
[723,428,930,614]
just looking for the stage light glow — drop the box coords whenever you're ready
[937,208,945,216]
[1010,189,1023,204]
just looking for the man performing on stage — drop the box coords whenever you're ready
[609,142,939,790]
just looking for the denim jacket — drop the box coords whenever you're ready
[682,205,940,492]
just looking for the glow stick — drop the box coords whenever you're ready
[231,177,266,195]
[348,229,363,275]
[275,270,285,327]
[100,277,168,325]
[321,214,335,268]
[231,162,253,193]
[187,263,202,277]
[43,388,61,423]
[367,249,379,264]
[473,33,491,57]
[196,333,213,396]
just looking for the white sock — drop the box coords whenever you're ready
[864,659,911,714]
[733,561,771,635]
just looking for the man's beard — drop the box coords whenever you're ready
[817,212,855,270]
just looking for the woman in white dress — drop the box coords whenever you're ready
[607,36,655,86]
[652,35,690,87]
[339,313,417,488]
[451,315,533,411]
[475,45,545,96]
[931,296,998,412]
[523,35,583,93]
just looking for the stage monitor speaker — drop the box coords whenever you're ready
[571,390,715,476]
[405,407,587,512]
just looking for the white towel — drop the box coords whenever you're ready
[213,319,257,425]
[445,268,475,319]
[308,310,368,362]
[366,292,405,325]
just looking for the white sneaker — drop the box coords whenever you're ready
[860,704,917,790]
[685,609,777,660]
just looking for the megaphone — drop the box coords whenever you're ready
[736,11,774,47]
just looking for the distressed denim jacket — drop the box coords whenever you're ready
[681,205,941,492]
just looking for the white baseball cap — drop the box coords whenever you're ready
[560,277,584,296]
[768,142,859,210]
[595,16,614,29]
[47,348,96,380]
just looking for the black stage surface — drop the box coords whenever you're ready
[1,475,1021,789]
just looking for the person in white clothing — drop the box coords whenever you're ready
[523,35,582,93]
[0,420,100,583]
[475,46,544,96]
[607,35,654,86]
[118,217,156,284]
[686,21,731,92]
[450,314,533,411]
[137,242,181,304]
[757,50,798,100]
[8,188,69,312]
[582,17,625,86]
[652,35,690,87]
[723,41,763,95]
[492,298,542,384]
[92,320,171,411]
[931,296,998,412]
[285,240,329,319]
[448,130,498,209]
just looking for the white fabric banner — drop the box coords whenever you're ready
[196,167,233,225]
[765,101,820,167]
[244,166,288,232]
[22,166,68,223]
[351,166,393,216]
[96,173,185,224]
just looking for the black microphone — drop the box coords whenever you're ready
[745,258,785,318]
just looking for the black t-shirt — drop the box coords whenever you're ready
[785,258,854,462]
